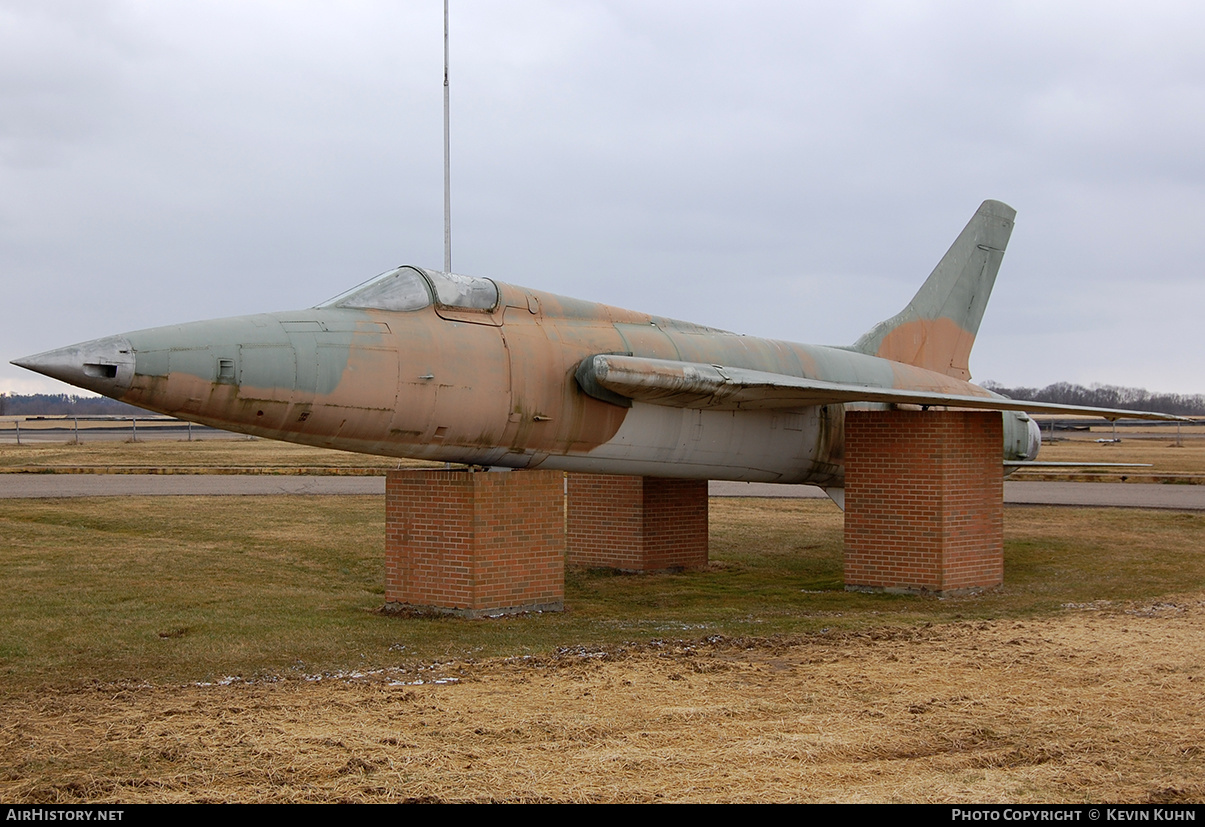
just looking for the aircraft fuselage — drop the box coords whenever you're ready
[42,271,1025,486]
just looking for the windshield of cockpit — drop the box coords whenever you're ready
[318,266,499,312]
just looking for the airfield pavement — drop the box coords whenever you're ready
[0,473,1202,509]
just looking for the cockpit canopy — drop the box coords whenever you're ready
[318,266,499,313]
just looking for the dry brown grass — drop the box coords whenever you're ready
[1022,436,1205,479]
[2,596,1201,803]
[1014,419,1205,481]
[0,439,433,473]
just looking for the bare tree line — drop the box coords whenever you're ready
[0,393,144,417]
[981,382,1205,416]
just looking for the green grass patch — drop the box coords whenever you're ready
[1,496,1202,693]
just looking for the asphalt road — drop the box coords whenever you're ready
[0,474,1202,509]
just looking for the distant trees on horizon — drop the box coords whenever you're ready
[980,382,1205,417]
[0,393,144,417]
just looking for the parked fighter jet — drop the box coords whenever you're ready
[12,200,1179,493]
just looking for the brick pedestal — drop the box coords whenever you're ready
[566,475,708,572]
[384,469,565,616]
[844,410,1003,595]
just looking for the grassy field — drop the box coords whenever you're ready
[2,437,1204,801]
[2,495,1202,693]
[1,496,1202,802]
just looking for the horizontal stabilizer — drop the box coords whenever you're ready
[577,354,1188,422]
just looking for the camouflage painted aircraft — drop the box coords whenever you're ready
[12,200,1178,501]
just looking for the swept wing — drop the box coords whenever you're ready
[577,354,1187,422]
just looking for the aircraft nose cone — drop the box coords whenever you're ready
[11,335,136,398]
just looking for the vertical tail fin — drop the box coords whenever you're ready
[851,199,1016,380]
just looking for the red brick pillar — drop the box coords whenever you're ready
[385,469,565,616]
[566,475,708,572]
[844,410,1003,595]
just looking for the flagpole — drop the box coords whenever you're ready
[443,0,452,273]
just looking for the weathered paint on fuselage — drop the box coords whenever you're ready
[108,279,1001,486]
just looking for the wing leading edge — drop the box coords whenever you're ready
[576,355,1187,422]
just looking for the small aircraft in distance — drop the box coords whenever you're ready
[13,200,1180,504]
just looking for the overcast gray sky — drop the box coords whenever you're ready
[3,1,1204,396]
